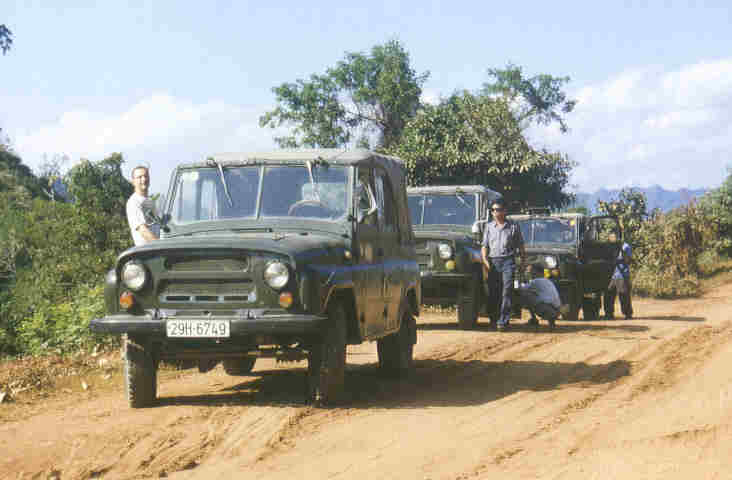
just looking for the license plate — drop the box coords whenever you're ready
[166,319,230,338]
[514,279,519,289]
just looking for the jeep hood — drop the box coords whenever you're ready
[118,231,347,264]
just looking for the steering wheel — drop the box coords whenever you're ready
[288,199,330,216]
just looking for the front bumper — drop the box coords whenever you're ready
[420,271,472,304]
[90,311,328,336]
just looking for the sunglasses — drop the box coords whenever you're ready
[491,208,505,212]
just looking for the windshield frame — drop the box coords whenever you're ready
[165,163,353,226]
[515,217,579,246]
[407,192,479,226]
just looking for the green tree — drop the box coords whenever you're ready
[1,154,133,355]
[64,153,133,216]
[482,63,577,133]
[596,188,649,245]
[389,91,575,209]
[698,168,732,256]
[0,24,11,55]
[260,39,429,149]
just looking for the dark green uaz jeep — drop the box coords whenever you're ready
[91,150,420,407]
[508,212,622,321]
[407,185,502,329]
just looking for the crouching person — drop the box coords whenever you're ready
[516,264,561,329]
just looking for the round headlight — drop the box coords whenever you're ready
[438,243,453,260]
[545,256,558,269]
[121,262,147,291]
[264,261,290,290]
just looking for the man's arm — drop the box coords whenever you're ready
[481,226,491,270]
[515,224,527,263]
[481,245,491,270]
[137,224,159,242]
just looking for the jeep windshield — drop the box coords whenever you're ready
[408,194,476,226]
[169,164,348,224]
[516,218,577,245]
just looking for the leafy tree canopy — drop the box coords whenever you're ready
[0,147,43,204]
[388,91,575,210]
[260,39,429,149]
[596,188,650,245]
[482,63,577,133]
[64,153,133,217]
[0,24,12,55]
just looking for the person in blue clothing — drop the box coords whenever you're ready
[481,198,526,331]
[603,241,633,319]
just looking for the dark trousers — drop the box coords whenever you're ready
[604,276,633,318]
[486,257,515,326]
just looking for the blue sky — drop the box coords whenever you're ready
[3,1,732,195]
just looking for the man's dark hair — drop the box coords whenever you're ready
[491,198,506,210]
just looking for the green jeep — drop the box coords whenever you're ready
[508,211,622,320]
[407,185,502,329]
[90,149,420,407]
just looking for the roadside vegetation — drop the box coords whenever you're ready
[0,38,730,368]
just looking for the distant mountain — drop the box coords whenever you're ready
[572,185,709,213]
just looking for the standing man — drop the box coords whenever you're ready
[127,166,159,246]
[603,241,633,319]
[481,198,526,331]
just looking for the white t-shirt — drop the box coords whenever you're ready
[521,278,561,309]
[126,192,160,246]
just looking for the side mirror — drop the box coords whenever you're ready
[356,183,378,224]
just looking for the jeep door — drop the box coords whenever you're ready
[374,167,402,333]
[354,167,386,338]
[582,216,622,293]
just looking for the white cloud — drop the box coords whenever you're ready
[12,94,280,194]
[530,58,732,193]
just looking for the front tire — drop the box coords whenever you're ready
[458,272,480,330]
[124,335,158,408]
[223,357,257,375]
[378,307,416,376]
[308,301,347,406]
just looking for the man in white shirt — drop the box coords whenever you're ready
[517,264,561,328]
[126,166,160,246]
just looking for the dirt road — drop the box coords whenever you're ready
[3,282,732,480]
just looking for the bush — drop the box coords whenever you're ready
[0,154,133,357]
[631,202,714,298]
[16,284,119,355]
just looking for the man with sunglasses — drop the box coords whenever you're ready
[481,198,526,331]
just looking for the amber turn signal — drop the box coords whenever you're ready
[119,291,135,310]
[445,260,456,271]
[279,292,294,308]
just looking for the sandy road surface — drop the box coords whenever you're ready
[3,283,732,480]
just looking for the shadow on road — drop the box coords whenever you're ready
[157,355,631,410]
[418,321,650,334]
[637,315,706,322]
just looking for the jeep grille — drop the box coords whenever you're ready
[159,280,256,304]
[165,257,249,272]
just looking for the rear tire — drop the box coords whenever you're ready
[458,272,480,330]
[223,357,257,375]
[378,307,416,376]
[124,335,157,408]
[308,301,347,406]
